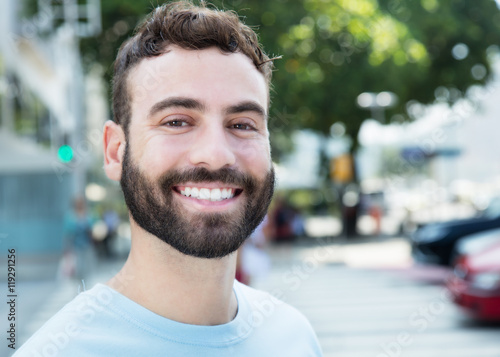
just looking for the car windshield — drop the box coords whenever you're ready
[483,198,500,219]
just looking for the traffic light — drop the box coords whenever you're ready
[57,134,74,163]
[57,144,74,163]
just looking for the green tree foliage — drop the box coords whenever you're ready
[235,0,500,149]
[80,0,500,154]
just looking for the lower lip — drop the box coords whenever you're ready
[173,190,240,211]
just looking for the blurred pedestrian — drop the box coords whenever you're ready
[102,208,120,257]
[291,207,306,238]
[369,203,382,236]
[61,197,95,280]
[271,197,295,242]
[236,215,272,285]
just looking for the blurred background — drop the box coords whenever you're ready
[1,0,500,356]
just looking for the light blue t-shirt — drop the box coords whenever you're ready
[14,281,323,356]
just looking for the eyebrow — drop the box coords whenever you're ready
[224,101,267,120]
[148,97,266,120]
[148,97,206,119]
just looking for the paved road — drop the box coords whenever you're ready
[2,237,500,357]
[253,237,500,357]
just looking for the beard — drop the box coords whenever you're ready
[120,144,275,259]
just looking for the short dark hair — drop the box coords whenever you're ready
[112,1,274,134]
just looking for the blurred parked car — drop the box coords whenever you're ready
[452,228,500,264]
[411,198,500,266]
[447,239,500,322]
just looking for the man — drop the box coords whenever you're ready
[15,2,323,356]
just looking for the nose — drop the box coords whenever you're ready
[188,123,236,170]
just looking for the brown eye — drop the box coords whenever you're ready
[232,123,256,131]
[165,120,189,127]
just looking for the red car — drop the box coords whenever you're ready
[447,239,500,321]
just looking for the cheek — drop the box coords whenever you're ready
[235,139,271,172]
[138,135,189,174]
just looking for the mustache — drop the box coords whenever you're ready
[159,167,258,194]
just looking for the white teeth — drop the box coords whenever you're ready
[179,187,236,201]
[210,189,222,201]
[199,188,210,200]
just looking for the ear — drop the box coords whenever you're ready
[103,120,126,181]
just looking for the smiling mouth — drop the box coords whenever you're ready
[173,186,244,202]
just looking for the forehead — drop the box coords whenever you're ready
[127,46,268,120]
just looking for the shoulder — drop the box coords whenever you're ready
[235,282,320,338]
[234,281,323,356]
[14,284,118,357]
[235,280,304,321]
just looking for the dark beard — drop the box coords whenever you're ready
[120,144,275,259]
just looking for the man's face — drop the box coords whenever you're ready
[119,46,274,258]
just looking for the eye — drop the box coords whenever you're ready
[163,119,190,127]
[231,123,257,131]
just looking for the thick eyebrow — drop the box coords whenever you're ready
[148,97,206,119]
[147,97,267,121]
[224,101,267,120]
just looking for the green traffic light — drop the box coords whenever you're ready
[58,145,74,163]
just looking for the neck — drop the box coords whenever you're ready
[107,220,238,326]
